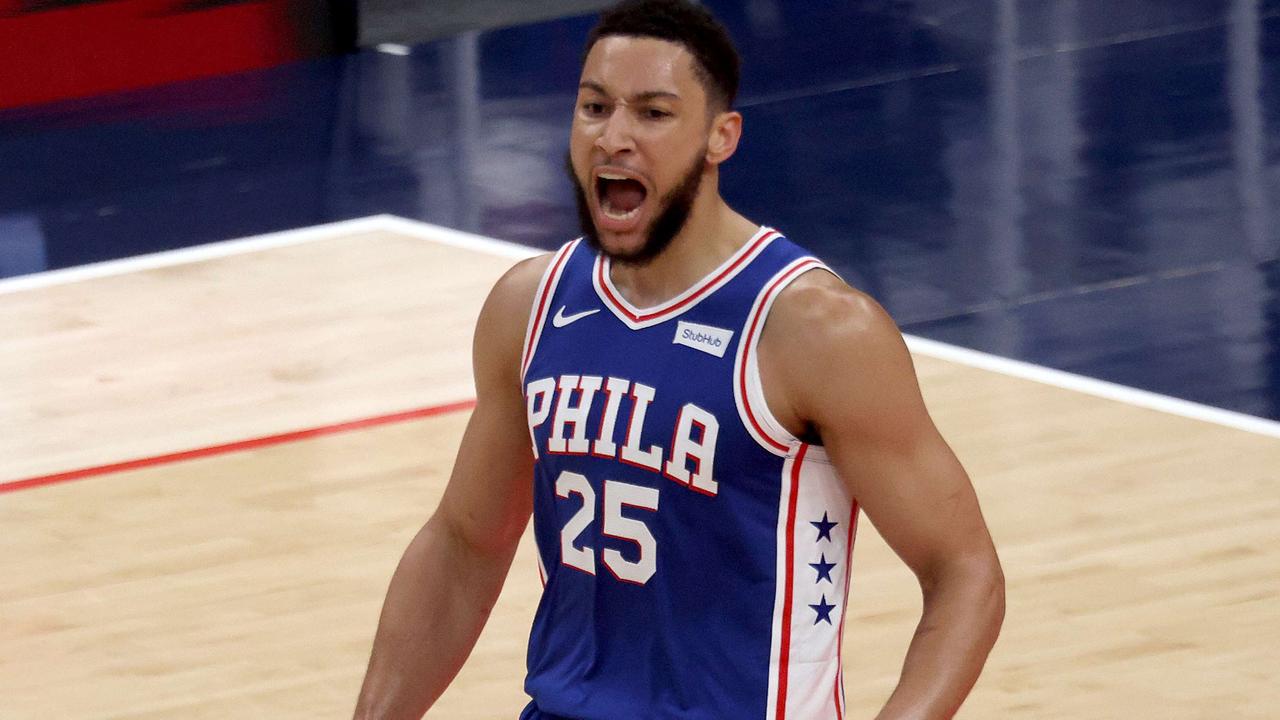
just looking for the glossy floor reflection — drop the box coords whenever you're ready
[2,0,1279,420]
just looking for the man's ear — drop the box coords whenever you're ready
[706,110,743,165]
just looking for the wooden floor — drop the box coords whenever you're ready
[2,221,1278,719]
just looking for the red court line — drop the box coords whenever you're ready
[0,399,477,495]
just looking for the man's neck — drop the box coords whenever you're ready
[608,191,759,309]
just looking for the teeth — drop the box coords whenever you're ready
[602,204,641,221]
[597,172,644,223]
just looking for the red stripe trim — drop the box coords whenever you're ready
[521,242,575,379]
[775,443,808,720]
[595,260,633,320]
[835,674,844,719]
[739,259,823,453]
[597,229,779,324]
[0,399,477,494]
[834,500,859,718]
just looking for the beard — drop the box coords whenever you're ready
[567,149,706,266]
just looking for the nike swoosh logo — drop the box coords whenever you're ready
[552,306,600,328]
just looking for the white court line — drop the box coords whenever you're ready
[0,215,394,295]
[903,336,1280,439]
[5,214,1279,440]
[377,215,542,260]
[386,216,1280,441]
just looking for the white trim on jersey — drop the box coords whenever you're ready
[592,226,781,330]
[536,540,549,588]
[733,256,835,456]
[767,443,858,720]
[521,239,579,383]
[521,241,579,592]
[521,240,579,461]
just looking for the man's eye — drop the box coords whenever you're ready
[582,102,606,115]
[645,109,671,119]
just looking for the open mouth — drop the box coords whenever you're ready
[595,172,648,223]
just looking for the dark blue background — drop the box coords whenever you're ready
[3,0,1279,420]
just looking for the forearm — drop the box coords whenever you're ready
[875,555,1005,720]
[353,517,518,720]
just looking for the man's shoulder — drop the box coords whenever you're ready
[766,269,898,351]
[757,264,926,438]
[489,251,557,309]
[473,251,558,369]
[755,266,914,436]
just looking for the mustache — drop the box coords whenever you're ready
[564,149,705,267]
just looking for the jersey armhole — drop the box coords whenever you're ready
[519,239,579,383]
[732,257,839,457]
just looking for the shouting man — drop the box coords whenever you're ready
[354,1,1004,718]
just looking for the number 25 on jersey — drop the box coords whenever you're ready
[555,471,659,586]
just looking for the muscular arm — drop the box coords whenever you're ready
[352,255,550,720]
[761,273,1005,720]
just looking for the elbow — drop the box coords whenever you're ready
[987,559,1007,634]
[923,549,1006,633]
[972,551,1006,642]
[966,549,1005,624]
[424,507,524,565]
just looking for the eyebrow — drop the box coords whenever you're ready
[578,81,680,103]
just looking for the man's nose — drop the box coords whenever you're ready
[595,109,636,155]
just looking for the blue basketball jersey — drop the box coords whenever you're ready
[518,227,859,720]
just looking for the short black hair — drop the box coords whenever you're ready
[584,0,741,111]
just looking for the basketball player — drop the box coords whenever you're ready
[353,1,1004,718]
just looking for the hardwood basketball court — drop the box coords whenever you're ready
[2,218,1277,718]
